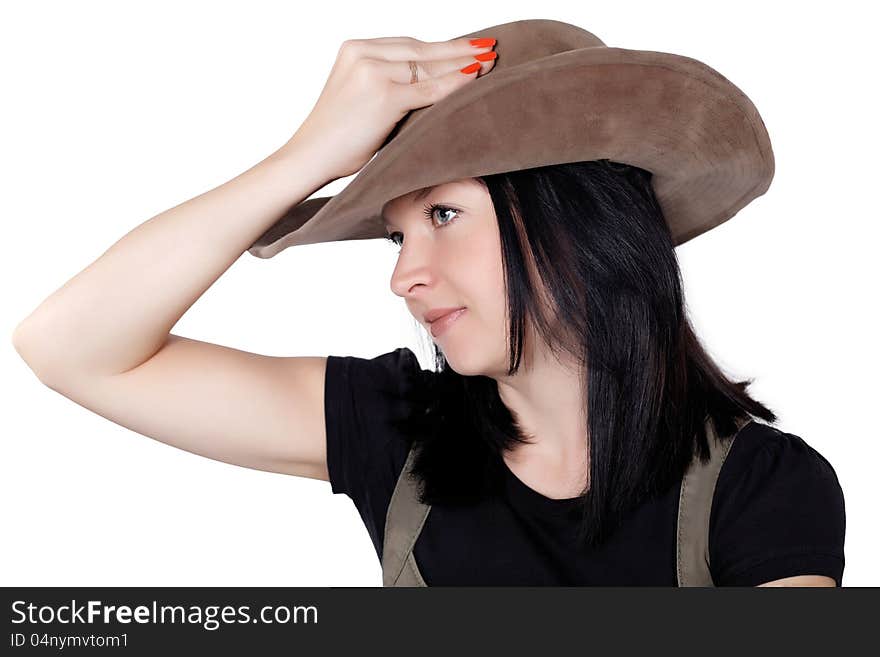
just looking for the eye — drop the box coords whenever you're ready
[421,202,461,227]
[383,203,462,250]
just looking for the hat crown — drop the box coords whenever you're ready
[248,18,774,258]
[378,19,606,149]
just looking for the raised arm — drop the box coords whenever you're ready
[11,36,496,478]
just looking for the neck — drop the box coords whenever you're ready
[494,342,589,468]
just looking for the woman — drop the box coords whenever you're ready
[12,22,845,586]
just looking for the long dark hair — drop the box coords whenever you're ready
[391,159,777,548]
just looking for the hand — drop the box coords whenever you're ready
[278,35,497,181]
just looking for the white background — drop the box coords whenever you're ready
[2,0,877,586]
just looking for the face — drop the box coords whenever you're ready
[382,178,511,376]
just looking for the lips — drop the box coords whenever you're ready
[424,306,467,324]
[429,308,467,338]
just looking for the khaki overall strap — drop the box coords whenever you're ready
[383,416,752,587]
[676,415,751,586]
[382,443,431,586]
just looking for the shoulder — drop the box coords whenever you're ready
[720,420,842,484]
[327,346,422,390]
[717,421,844,498]
[323,346,424,492]
[325,346,427,414]
[322,346,427,559]
[708,420,846,586]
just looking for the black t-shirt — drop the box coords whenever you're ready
[324,347,846,586]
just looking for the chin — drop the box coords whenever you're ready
[438,340,501,378]
[436,343,476,376]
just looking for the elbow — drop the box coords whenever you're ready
[12,321,35,361]
[11,321,59,386]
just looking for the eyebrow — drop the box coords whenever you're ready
[414,185,436,201]
[382,184,439,229]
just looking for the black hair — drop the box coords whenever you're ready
[390,159,777,548]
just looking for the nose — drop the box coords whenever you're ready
[389,239,438,300]
[390,263,433,300]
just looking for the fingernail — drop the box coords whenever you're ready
[470,38,496,48]
[474,51,497,61]
[460,61,481,75]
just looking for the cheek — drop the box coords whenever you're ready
[454,227,507,325]
[439,223,510,371]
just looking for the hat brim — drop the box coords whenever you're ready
[249,23,773,258]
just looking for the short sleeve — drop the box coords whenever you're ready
[324,346,421,560]
[708,422,846,586]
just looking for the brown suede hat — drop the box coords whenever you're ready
[247,18,774,259]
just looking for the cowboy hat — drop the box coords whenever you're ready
[247,18,774,258]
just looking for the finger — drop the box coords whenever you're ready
[393,54,497,112]
[374,51,497,85]
[347,36,496,64]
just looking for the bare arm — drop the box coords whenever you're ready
[10,140,339,479]
[11,36,496,478]
[12,140,330,380]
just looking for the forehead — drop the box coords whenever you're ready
[381,178,484,225]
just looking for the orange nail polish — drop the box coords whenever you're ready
[470,38,496,48]
[460,61,481,75]
[474,51,497,61]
